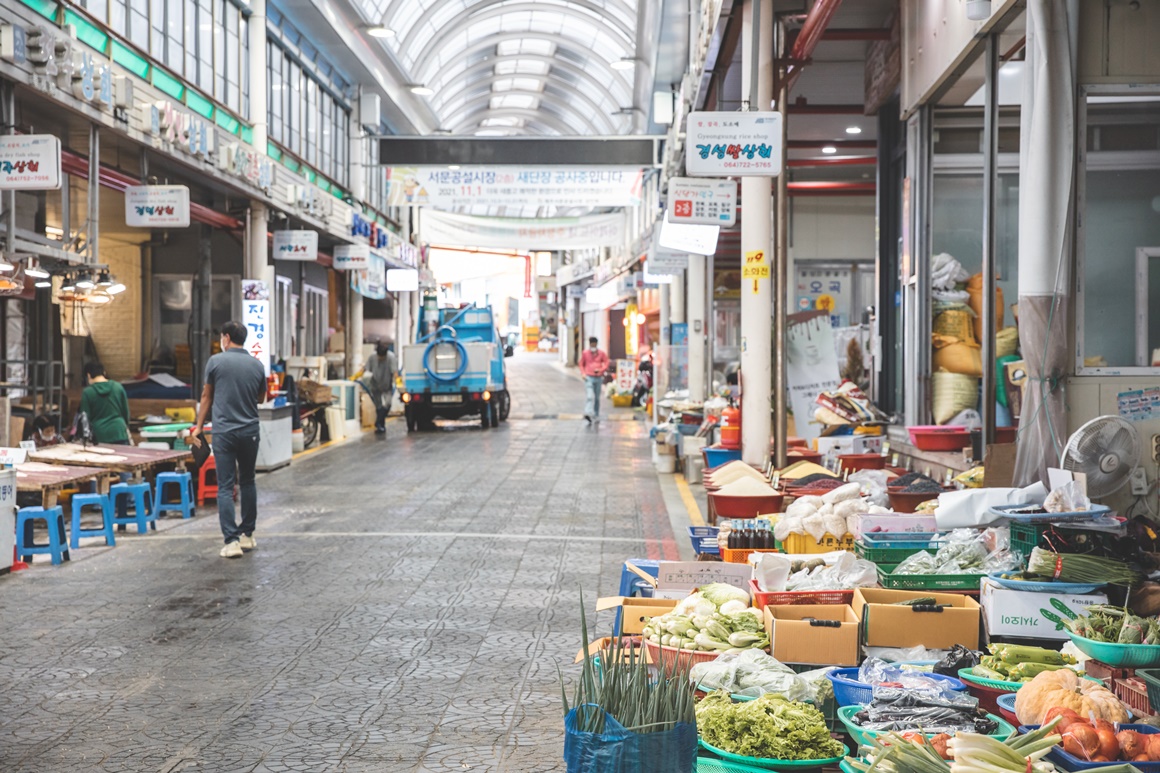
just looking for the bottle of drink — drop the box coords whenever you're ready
[718,520,732,552]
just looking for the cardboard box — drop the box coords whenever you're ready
[815,435,884,456]
[627,560,753,600]
[595,596,679,635]
[853,588,982,650]
[980,578,1108,640]
[849,514,938,539]
[764,604,861,666]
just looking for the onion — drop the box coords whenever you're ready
[1118,729,1146,759]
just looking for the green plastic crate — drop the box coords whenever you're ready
[1138,669,1160,712]
[698,756,773,773]
[855,538,939,566]
[876,568,985,591]
[1010,522,1048,558]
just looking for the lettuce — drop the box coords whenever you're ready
[699,583,750,608]
[696,691,844,760]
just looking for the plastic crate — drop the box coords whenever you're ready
[720,547,779,564]
[1084,660,1135,682]
[703,446,743,468]
[1114,676,1153,715]
[749,579,854,608]
[1139,669,1160,714]
[781,532,855,555]
[855,533,940,565]
[1009,522,1048,558]
[877,567,985,591]
[828,667,965,707]
[688,526,721,555]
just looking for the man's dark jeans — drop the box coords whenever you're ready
[213,428,259,544]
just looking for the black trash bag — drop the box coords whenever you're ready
[933,644,980,677]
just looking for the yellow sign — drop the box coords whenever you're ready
[815,293,836,312]
[743,250,769,294]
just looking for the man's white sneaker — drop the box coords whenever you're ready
[220,541,243,558]
[238,535,257,551]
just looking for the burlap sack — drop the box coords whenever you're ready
[933,338,983,377]
[932,369,980,424]
[966,273,1005,342]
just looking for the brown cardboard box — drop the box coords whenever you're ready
[852,588,981,650]
[595,596,679,636]
[764,604,861,666]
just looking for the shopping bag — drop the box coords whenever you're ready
[563,704,696,773]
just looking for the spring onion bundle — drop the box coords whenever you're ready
[1027,548,1144,586]
[843,718,1064,773]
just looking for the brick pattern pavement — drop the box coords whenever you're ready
[0,352,678,772]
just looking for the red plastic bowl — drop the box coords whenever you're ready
[908,425,972,451]
[707,491,785,519]
[838,453,887,474]
[888,489,946,513]
[785,449,822,465]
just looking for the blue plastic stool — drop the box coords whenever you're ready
[613,558,661,636]
[110,482,157,533]
[69,492,115,550]
[153,471,194,519]
[16,506,69,565]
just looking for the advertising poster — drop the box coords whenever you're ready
[241,280,271,376]
[785,311,842,443]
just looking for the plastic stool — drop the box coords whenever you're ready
[16,506,69,565]
[110,482,157,533]
[613,559,661,636]
[154,471,194,519]
[197,455,218,506]
[69,492,115,549]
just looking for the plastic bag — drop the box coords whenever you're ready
[933,644,981,677]
[689,650,812,701]
[849,470,891,507]
[865,646,948,663]
[858,658,965,702]
[564,706,697,773]
[788,551,878,591]
[1044,479,1092,513]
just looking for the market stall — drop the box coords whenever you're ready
[16,462,118,509]
[28,443,193,483]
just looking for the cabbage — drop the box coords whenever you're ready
[700,583,750,608]
[718,599,748,616]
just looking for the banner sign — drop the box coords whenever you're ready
[385,166,643,209]
[241,280,271,376]
[785,311,842,443]
[125,185,191,227]
[386,268,419,292]
[351,254,386,299]
[0,134,61,190]
[667,177,737,226]
[272,230,318,261]
[419,210,626,250]
[333,244,370,271]
[648,249,689,275]
[685,112,783,177]
[658,212,718,256]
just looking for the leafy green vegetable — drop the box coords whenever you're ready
[699,583,750,608]
[696,690,844,760]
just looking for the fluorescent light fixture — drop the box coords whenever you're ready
[107,282,127,295]
[611,58,636,71]
[447,165,460,170]
[24,261,50,278]
[822,145,837,154]
[61,277,76,292]
[0,259,13,272]
[845,126,862,135]
[76,273,95,289]
[409,85,434,96]
[367,25,395,38]
[34,280,51,288]
[45,225,64,240]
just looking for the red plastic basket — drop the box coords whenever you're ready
[1115,677,1154,715]
[838,453,887,473]
[643,640,721,677]
[908,426,971,451]
[720,547,779,564]
[749,579,854,608]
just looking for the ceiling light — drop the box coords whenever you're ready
[76,272,95,289]
[447,165,460,170]
[611,57,636,71]
[24,260,50,279]
[0,259,13,272]
[34,280,51,289]
[367,25,395,38]
[845,126,862,135]
[61,277,76,292]
[97,270,114,287]
[409,85,434,96]
[822,145,837,154]
[86,292,112,305]
[45,225,64,240]
[107,282,127,295]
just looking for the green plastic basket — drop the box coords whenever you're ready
[1009,522,1048,558]
[698,740,849,770]
[1068,633,1160,668]
[956,668,1024,693]
[855,538,940,566]
[698,756,776,773]
[836,705,1015,746]
[877,568,986,591]
[1138,669,1160,712]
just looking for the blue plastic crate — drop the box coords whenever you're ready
[828,667,966,707]
[704,447,742,468]
[688,526,720,555]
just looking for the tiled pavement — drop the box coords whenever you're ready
[0,352,682,772]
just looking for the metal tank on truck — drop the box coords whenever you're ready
[400,296,513,431]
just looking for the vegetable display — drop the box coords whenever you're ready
[1044,708,1160,763]
[1068,605,1160,645]
[851,690,998,735]
[1028,548,1145,586]
[969,644,1078,684]
[644,584,769,653]
[887,530,1018,577]
[1013,668,1129,726]
[688,649,817,701]
[696,690,844,760]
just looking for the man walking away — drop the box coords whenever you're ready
[579,336,610,425]
[355,339,397,433]
[191,321,268,559]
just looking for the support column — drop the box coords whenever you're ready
[346,91,368,377]
[773,21,789,469]
[88,124,99,264]
[247,0,268,153]
[980,33,999,447]
[670,272,686,324]
[740,0,774,467]
[687,253,706,402]
[656,282,671,423]
[247,204,275,359]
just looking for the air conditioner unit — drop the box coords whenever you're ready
[358,92,381,131]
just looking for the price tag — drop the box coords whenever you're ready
[0,447,29,465]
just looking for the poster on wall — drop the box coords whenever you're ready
[385,166,642,208]
[0,134,61,190]
[125,185,191,227]
[785,311,842,443]
[241,280,271,376]
[350,254,386,299]
[616,359,638,392]
[333,244,370,271]
[272,230,318,261]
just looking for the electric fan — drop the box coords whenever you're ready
[1059,415,1141,499]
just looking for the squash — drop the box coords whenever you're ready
[1015,669,1130,726]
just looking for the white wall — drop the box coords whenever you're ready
[789,197,877,262]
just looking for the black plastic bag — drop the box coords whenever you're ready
[933,644,980,677]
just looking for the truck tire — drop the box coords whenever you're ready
[405,404,417,432]
[489,399,499,427]
[498,390,510,421]
[480,403,490,429]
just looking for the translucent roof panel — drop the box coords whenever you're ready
[349,0,642,137]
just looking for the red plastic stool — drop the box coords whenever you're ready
[197,455,219,506]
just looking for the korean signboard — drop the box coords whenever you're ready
[0,134,61,190]
[667,177,737,226]
[272,230,318,261]
[685,112,783,177]
[241,280,271,376]
[350,254,386,300]
[333,244,370,271]
[386,269,419,292]
[125,185,191,227]
[419,209,626,250]
[384,166,643,209]
[743,250,770,295]
[657,212,718,256]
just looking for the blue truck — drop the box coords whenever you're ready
[400,299,512,431]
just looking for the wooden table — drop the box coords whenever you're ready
[16,462,118,508]
[28,444,193,482]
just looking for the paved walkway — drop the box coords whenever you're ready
[0,352,682,772]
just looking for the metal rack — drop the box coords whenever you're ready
[0,359,66,431]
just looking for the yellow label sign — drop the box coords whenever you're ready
[815,293,836,312]
[743,250,769,294]
[742,265,770,279]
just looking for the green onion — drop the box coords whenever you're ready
[1028,548,1144,586]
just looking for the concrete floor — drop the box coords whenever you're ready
[0,353,684,772]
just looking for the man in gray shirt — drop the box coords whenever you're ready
[191,320,268,558]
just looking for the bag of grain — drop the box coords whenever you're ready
[966,273,1005,343]
[996,326,1019,358]
[932,304,976,342]
[932,336,983,377]
[932,369,980,424]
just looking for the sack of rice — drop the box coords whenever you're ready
[932,369,979,424]
[932,305,975,342]
[932,337,983,377]
[966,273,1005,342]
[996,326,1019,358]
